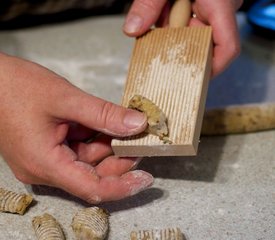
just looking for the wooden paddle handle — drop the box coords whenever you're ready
[169,0,191,28]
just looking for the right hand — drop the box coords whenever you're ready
[123,0,243,77]
[0,53,153,203]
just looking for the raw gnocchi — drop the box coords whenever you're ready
[71,207,109,240]
[128,95,170,140]
[0,187,33,215]
[130,227,185,240]
[202,103,275,135]
[32,213,65,240]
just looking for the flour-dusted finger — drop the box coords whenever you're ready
[71,207,109,240]
[130,227,185,240]
[202,103,275,135]
[0,187,33,215]
[32,213,65,240]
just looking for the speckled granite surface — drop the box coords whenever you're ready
[0,14,274,240]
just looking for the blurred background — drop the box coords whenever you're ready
[0,0,274,39]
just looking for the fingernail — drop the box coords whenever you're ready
[123,110,147,130]
[129,157,143,171]
[88,195,102,204]
[128,170,154,196]
[124,14,143,34]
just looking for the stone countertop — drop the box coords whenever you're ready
[0,14,274,240]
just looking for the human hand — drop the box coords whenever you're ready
[0,53,153,203]
[123,0,243,77]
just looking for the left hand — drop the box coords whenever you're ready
[0,53,153,203]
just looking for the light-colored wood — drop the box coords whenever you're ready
[169,0,191,28]
[112,26,212,156]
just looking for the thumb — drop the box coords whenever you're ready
[54,87,147,137]
[123,0,167,36]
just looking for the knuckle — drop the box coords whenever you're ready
[97,102,118,128]
[136,0,159,13]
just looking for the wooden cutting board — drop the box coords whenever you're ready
[112,0,212,156]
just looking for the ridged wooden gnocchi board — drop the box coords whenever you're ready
[112,26,212,156]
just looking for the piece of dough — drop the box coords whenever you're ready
[201,103,275,135]
[128,95,169,139]
[32,213,65,240]
[0,187,33,215]
[130,227,185,240]
[71,207,109,240]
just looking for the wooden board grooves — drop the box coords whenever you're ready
[112,26,212,156]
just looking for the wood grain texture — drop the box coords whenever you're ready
[112,26,212,156]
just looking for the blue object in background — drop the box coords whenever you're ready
[247,0,275,37]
